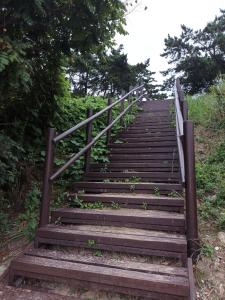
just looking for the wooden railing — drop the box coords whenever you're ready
[175,78,199,259]
[39,85,145,227]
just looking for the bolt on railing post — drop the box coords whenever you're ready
[120,90,125,127]
[84,108,93,173]
[184,120,199,259]
[106,98,113,145]
[39,128,56,227]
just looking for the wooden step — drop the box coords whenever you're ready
[90,162,179,172]
[110,147,177,154]
[109,141,178,148]
[51,208,185,232]
[75,192,184,212]
[120,136,177,142]
[34,224,187,262]
[127,125,173,129]
[119,132,176,138]
[9,247,190,299]
[73,182,183,195]
[74,192,184,210]
[84,171,180,183]
[128,121,173,127]
[121,127,175,132]
[109,153,178,161]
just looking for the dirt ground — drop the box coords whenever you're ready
[195,220,225,300]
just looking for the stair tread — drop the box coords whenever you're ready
[73,181,182,188]
[53,207,184,219]
[77,192,183,200]
[38,224,187,242]
[25,247,188,277]
[10,251,189,297]
[85,171,180,178]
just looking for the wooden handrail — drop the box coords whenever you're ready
[50,94,145,181]
[174,78,199,259]
[174,81,185,183]
[39,85,145,226]
[54,85,144,143]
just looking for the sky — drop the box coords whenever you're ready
[115,0,225,85]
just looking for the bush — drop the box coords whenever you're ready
[187,76,225,128]
[18,185,41,240]
[188,78,225,230]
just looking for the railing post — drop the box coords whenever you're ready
[120,90,125,127]
[106,98,113,145]
[39,128,56,227]
[84,108,93,172]
[129,86,133,104]
[184,120,199,259]
[182,101,188,121]
[176,78,187,117]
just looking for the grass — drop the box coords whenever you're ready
[187,94,216,127]
[187,78,225,231]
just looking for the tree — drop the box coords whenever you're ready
[68,46,162,98]
[0,0,128,135]
[161,10,225,94]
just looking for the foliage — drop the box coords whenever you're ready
[161,10,225,94]
[188,79,225,230]
[187,76,225,128]
[200,243,215,258]
[68,46,162,98]
[18,185,41,240]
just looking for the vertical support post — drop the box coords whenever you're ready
[176,78,186,117]
[128,86,132,105]
[84,108,93,173]
[106,98,113,145]
[182,100,188,121]
[120,90,125,127]
[39,128,56,227]
[184,121,199,259]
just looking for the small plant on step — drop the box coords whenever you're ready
[125,176,141,183]
[100,164,109,173]
[168,190,182,198]
[69,195,83,208]
[84,201,104,209]
[111,201,120,209]
[142,202,148,210]
[129,184,136,192]
[114,139,124,144]
[94,250,102,257]
[87,239,96,249]
[78,190,85,195]
[154,187,160,196]
[103,178,111,183]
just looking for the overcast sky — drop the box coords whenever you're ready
[116,0,225,84]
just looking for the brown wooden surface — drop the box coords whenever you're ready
[73,181,183,195]
[51,207,185,232]
[8,98,197,298]
[9,253,189,297]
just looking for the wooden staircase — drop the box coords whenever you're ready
[8,84,197,299]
